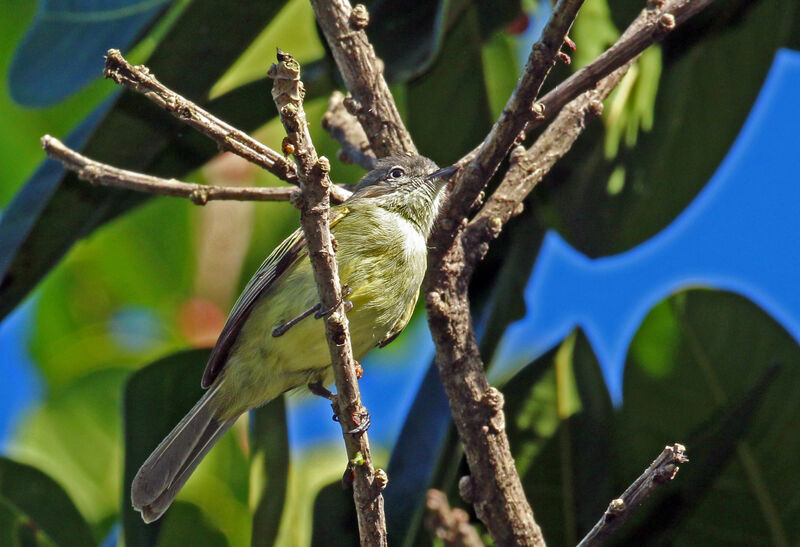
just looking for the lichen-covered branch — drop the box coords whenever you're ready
[40,135,314,205]
[323,91,376,170]
[268,50,387,547]
[103,49,348,203]
[577,444,689,547]
[309,1,416,157]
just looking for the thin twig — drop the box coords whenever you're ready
[40,135,312,205]
[463,62,634,263]
[578,444,689,547]
[323,91,376,170]
[440,0,714,238]
[528,0,713,140]
[436,0,586,239]
[425,489,484,547]
[310,1,416,157]
[104,50,295,181]
[268,50,387,547]
[103,49,352,204]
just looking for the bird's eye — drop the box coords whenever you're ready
[388,166,405,179]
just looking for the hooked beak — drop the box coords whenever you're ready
[427,165,458,180]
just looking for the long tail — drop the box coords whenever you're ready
[131,381,236,523]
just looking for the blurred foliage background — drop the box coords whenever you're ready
[1,0,799,545]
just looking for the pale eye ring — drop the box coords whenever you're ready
[388,166,405,179]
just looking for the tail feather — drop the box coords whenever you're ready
[131,381,236,523]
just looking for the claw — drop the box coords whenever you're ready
[344,408,371,435]
[314,285,353,318]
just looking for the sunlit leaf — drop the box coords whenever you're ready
[0,0,293,323]
[9,0,172,106]
[9,369,127,531]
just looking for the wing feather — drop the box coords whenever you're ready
[201,207,350,388]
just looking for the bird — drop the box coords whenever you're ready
[131,154,456,523]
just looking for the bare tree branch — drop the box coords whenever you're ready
[323,91,376,170]
[527,0,714,140]
[422,1,588,545]
[425,489,484,547]
[423,0,720,545]
[268,50,387,547]
[463,62,634,263]
[436,0,586,239]
[309,1,416,157]
[40,135,326,204]
[102,49,351,204]
[577,444,689,547]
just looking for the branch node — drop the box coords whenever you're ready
[343,95,362,116]
[189,188,209,206]
[374,468,388,491]
[608,498,626,515]
[458,476,475,504]
[350,4,370,29]
[658,12,676,30]
[531,102,546,119]
[589,98,605,116]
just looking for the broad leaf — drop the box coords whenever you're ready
[615,290,800,545]
[310,482,358,547]
[10,368,128,531]
[545,0,798,256]
[122,350,209,547]
[250,399,289,547]
[156,501,227,547]
[0,458,95,546]
[0,0,310,322]
[503,333,615,546]
[9,0,172,106]
[406,2,493,165]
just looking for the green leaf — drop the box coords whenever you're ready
[249,399,289,547]
[0,0,323,323]
[8,0,172,106]
[616,290,800,545]
[481,31,520,120]
[10,368,128,530]
[405,3,493,165]
[367,0,447,82]
[310,481,358,547]
[0,458,94,546]
[546,0,799,256]
[156,501,227,547]
[122,349,209,547]
[0,496,57,547]
[503,333,615,546]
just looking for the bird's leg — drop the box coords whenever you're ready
[314,284,353,318]
[309,374,371,435]
[271,285,353,338]
[308,381,335,400]
[271,303,321,337]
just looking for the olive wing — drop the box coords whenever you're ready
[201,207,349,388]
